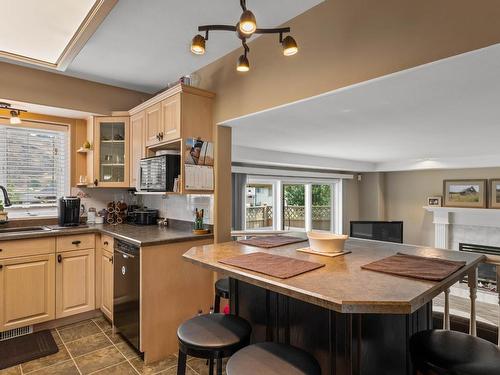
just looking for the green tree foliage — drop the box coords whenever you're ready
[284,185,331,206]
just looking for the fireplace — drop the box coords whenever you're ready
[459,243,499,292]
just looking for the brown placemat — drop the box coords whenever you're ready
[219,251,325,279]
[0,330,59,370]
[238,235,307,248]
[361,252,466,281]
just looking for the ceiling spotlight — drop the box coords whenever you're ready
[239,10,257,35]
[190,34,206,55]
[236,54,250,72]
[282,36,298,56]
[10,110,21,125]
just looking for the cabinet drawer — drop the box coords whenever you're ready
[101,235,114,253]
[0,237,55,259]
[57,234,95,252]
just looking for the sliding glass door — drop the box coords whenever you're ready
[245,182,275,230]
[311,184,332,231]
[283,184,306,231]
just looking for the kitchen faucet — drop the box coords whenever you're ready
[0,185,12,207]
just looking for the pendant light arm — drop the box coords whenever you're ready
[240,0,246,11]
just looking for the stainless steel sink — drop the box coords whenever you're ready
[0,226,53,233]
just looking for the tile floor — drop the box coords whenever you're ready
[0,317,224,375]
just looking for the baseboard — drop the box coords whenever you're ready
[33,310,103,332]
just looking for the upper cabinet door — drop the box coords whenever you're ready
[94,116,130,187]
[145,103,162,147]
[130,111,145,187]
[161,93,181,142]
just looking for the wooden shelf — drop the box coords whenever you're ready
[423,206,500,213]
[101,140,125,143]
[134,191,181,196]
[77,147,92,153]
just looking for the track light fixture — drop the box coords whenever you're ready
[190,0,298,73]
[0,102,26,125]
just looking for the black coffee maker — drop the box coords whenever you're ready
[58,196,81,226]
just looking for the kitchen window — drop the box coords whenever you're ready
[244,177,342,233]
[0,121,69,216]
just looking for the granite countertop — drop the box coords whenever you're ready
[0,222,213,247]
[183,238,484,314]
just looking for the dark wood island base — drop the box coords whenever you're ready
[231,278,431,375]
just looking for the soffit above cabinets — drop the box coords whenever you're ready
[0,0,116,70]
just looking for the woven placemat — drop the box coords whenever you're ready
[361,252,466,281]
[219,251,325,279]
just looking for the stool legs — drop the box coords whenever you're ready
[177,350,187,375]
[214,294,221,313]
[216,358,222,375]
[208,358,214,375]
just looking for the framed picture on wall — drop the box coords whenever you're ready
[443,179,487,208]
[426,196,442,207]
[489,179,500,209]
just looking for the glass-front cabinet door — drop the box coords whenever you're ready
[93,117,130,187]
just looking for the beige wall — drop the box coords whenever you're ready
[359,168,500,246]
[342,177,360,235]
[359,172,385,221]
[0,62,151,114]
[195,0,500,124]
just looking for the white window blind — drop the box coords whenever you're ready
[0,124,68,206]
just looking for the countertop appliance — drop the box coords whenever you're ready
[139,154,180,192]
[114,240,141,352]
[58,196,81,227]
[129,209,158,225]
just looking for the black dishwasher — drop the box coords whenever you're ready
[113,240,141,352]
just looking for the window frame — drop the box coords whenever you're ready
[245,176,342,234]
[0,118,70,217]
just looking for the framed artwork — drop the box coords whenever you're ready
[489,179,500,209]
[443,179,487,208]
[427,196,442,207]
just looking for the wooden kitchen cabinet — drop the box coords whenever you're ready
[130,111,145,187]
[100,249,113,320]
[0,254,55,331]
[56,248,95,318]
[161,93,181,142]
[145,102,162,147]
[89,116,130,188]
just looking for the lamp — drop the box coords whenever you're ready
[191,0,299,72]
[239,10,256,35]
[236,54,250,72]
[282,35,298,56]
[10,110,21,125]
[191,34,206,55]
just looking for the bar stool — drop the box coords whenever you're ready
[410,329,500,375]
[214,278,230,313]
[226,342,321,375]
[177,313,251,375]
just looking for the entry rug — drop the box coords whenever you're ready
[219,251,325,279]
[0,330,59,370]
[237,235,307,248]
[361,252,466,281]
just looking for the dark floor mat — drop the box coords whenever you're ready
[0,330,59,370]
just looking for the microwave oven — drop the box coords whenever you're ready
[139,154,180,192]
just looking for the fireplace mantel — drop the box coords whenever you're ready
[424,206,500,249]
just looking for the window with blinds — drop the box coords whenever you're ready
[0,124,68,206]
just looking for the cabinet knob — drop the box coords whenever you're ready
[0,248,3,252]
[159,132,164,140]
[103,241,109,246]
[57,254,62,263]
[109,256,113,264]
[0,265,3,270]
[72,240,81,245]
[94,179,99,187]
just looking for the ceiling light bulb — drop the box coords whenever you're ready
[239,10,257,35]
[190,34,206,55]
[282,36,298,56]
[236,54,250,72]
[10,110,21,125]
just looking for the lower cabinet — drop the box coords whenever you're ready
[0,254,55,331]
[100,250,113,320]
[56,249,95,319]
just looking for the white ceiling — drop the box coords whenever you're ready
[0,0,96,63]
[228,43,500,171]
[64,0,323,93]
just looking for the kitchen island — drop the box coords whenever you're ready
[184,238,484,375]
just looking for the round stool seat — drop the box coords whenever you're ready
[410,330,500,375]
[226,342,321,375]
[177,313,251,352]
[215,278,230,299]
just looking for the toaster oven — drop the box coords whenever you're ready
[139,154,180,192]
